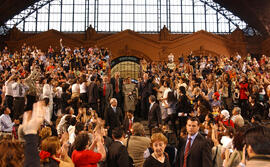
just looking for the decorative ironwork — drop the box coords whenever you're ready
[4,0,55,34]
[198,0,246,32]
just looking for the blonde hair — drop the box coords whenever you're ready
[151,133,168,146]
[39,126,52,140]
[132,122,145,136]
[40,136,61,163]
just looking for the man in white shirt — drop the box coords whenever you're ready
[71,79,80,115]
[42,77,54,123]
[72,79,80,98]
[0,107,19,133]
[3,75,14,118]
[79,77,88,104]
[12,76,29,119]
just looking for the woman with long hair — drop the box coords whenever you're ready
[165,91,178,136]
[40,136,74,167]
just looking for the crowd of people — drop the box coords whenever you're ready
[0,39,270,167]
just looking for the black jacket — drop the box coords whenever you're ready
[177,133,212,167]
[148,102,161,128]
[123,116,140,134]
[105,106,123,129]
[24,134,40,167]
[107,141,129,167]
[88,82,99,104]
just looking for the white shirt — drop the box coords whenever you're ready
[162,87,171,106]
[55,86,62,98]
[57,114,76,135]
[4,80,14,96]
[12,82,28,97]
[44,105,53,124]
[68,125,76,144]
[0,114,14,132]
[236,54,241,61]
[111,105,117,113]
[43,84,53,99]
[80,83,87,94]
[72,83,80,94]
[149,102,155,111]
[221,136,233,149]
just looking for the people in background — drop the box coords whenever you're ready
[1,41,270,167]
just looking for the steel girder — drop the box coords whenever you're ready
[2,0,55,35]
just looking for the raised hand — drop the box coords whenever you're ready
[22,101,45,135]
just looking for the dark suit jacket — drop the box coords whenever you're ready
[138,80,153,99]
[110,77,123,96]
[177,133,212,167]
[123,116,139,134]
[148,102,161,128]
[99,83,113,102]
[107,141,129,167]
[88,82,99,104]
[105,106,123,129]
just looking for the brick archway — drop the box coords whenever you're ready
[112,45,152,62]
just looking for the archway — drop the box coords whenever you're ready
[111,56,141,80]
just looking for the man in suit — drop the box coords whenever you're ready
[105,98,123,137]
[107,127,129,167]
[123,110,139,136]
[110,72,123,109]
[88,76,99,113]
[99,75,113,119]
[148,95,161,136]
[138,73,153,120]
[178,117,212,167]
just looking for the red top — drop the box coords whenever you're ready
[239,82,248,100]
[46,65,55,72]
[222,119,235,128]
[72,149,102,167]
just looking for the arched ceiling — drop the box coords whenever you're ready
[0,0,270,36]
[213,0,270,36]
[0,0,39,26]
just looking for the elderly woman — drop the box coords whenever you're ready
[71,132,106,167]
[143,133,170,167]
[125,122,151,167]
[220,110,235,128]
